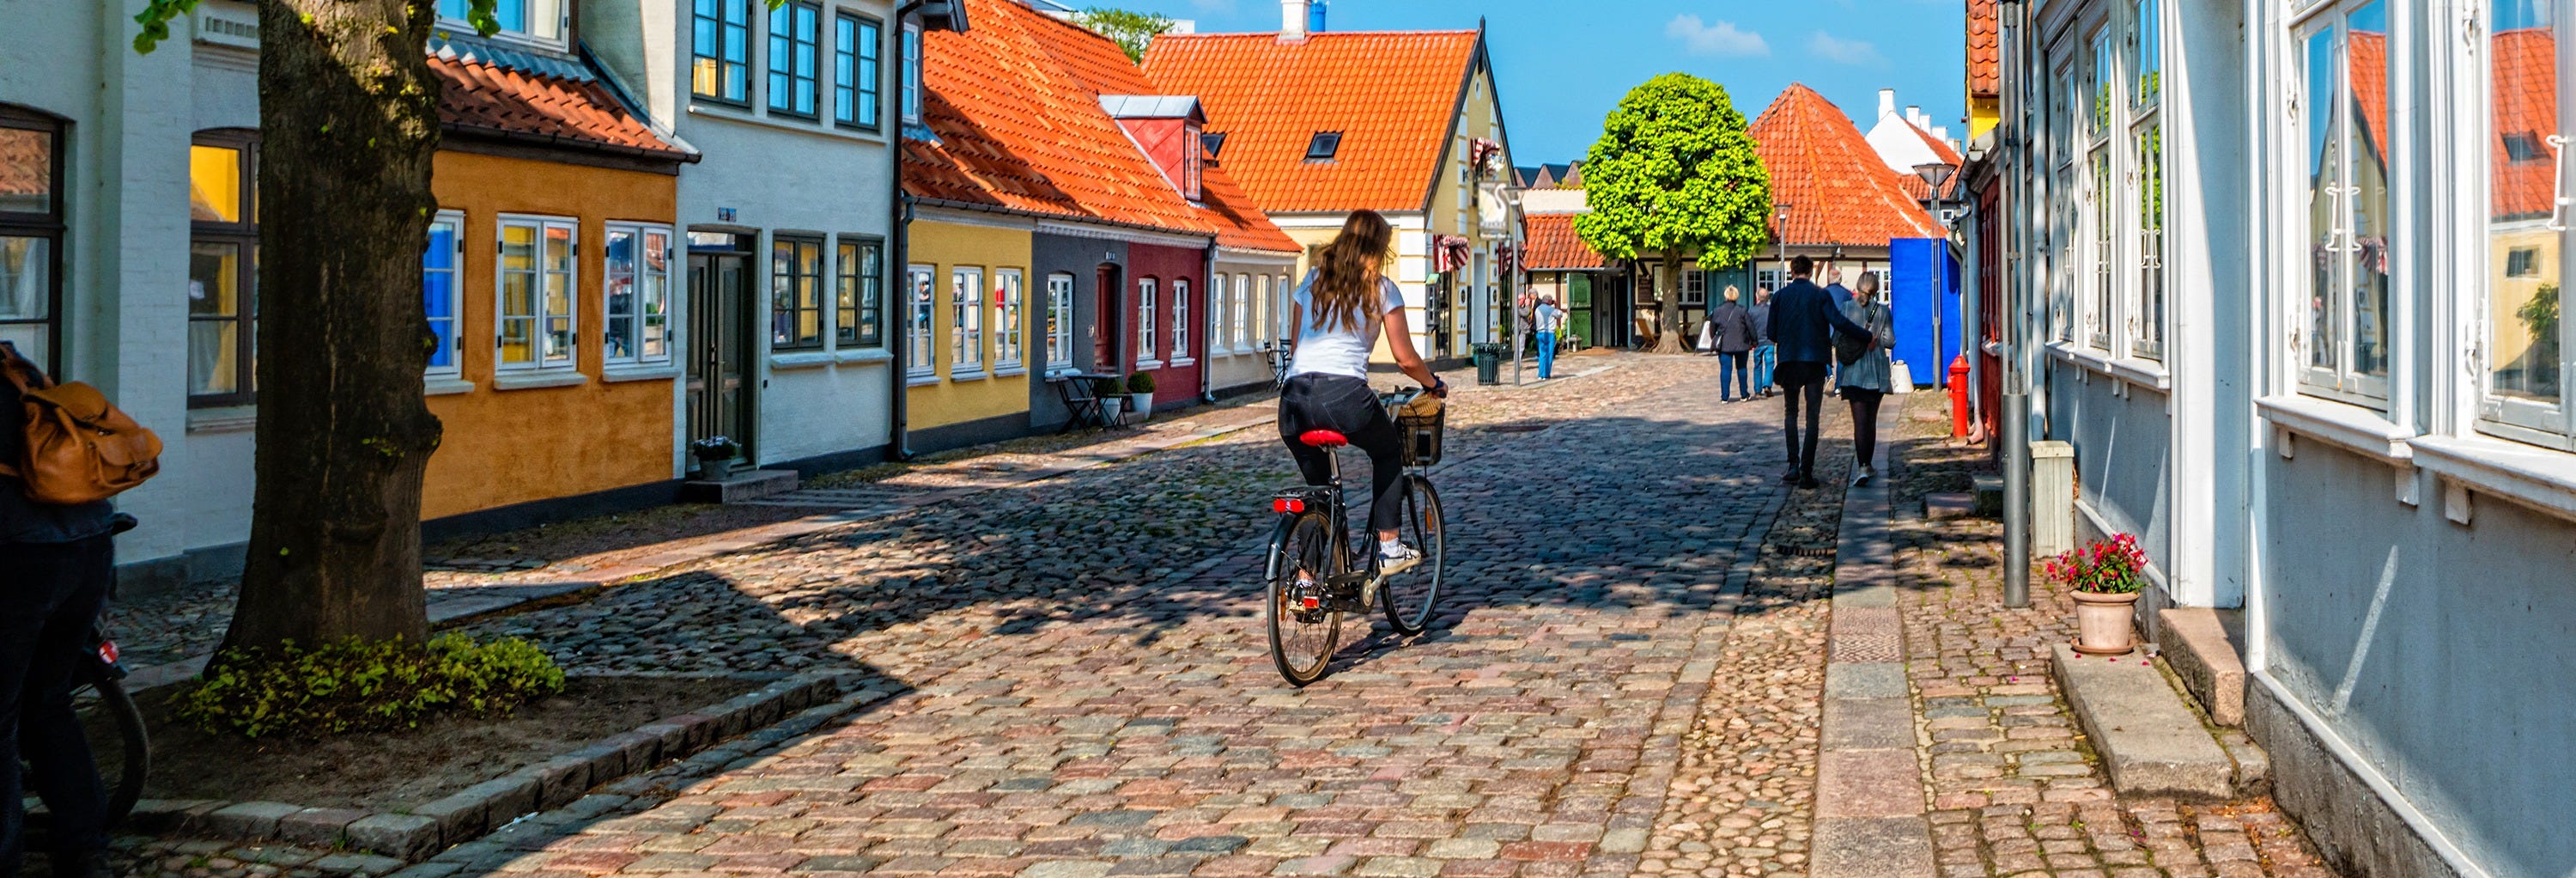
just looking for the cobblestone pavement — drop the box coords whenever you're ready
[1886,397,2338,878]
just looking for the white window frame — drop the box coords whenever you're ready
[1680,265,1705,306]
[1045,271,1075,373]
[2051,59,2081,344]
[994,268,1025,373]
[2086,24,2117,352]
[2128,0,2166,361]
[951,265,984,377]
[436,0,567,48]
[604,222,675,367]
[495,214,579,373]
[425,210,466,380]
[1171,277,1193,365]
[1227,272,1248,351]
[902,23,923,124]
[1137,277,1160,367]
[2287,0,2397,407]
[2471,0,2575,448]
[906,263,936,380]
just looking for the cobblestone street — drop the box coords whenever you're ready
[103,357,2341,878]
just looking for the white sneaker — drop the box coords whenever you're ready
[1851,469,1874,488]
[1377,541,1423,574]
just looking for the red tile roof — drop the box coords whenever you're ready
[2350,32,2391,169]
[1969,0,1999,100]
[1142,29,1482,212]
[2492,28,2561,221]
[904,0,1296,252]
[1522,213,1607,270]
[428,52,686,161]
[1752,84,1944,247]
[0,126,48,203]
[1894,120,1966,200]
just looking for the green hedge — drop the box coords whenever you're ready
[179,634,567,738]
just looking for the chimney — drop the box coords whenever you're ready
[1906,106,1923,127]
[1877,88,1896,120]
[1309,0,1327,34]
[1280,0,1309,40]
[1933,125,1950,143]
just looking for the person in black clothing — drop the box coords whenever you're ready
[0,342,118,878]
[1764,256,1875,489]
[1708,286,1757,402]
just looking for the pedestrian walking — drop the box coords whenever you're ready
[1765,255,1874,489]
[1534,296,1564,381]
[1837,273,1899,488]
[1748,288,1776,398]
[1709,286,1757,402]
[1822,264,1855,394]
[0,342,119,878]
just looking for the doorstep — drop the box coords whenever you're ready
[2155,607,2248,727]
[679,469,798,503]
[2050,642,2254,800]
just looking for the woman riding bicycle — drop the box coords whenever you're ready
[1279,210,1448,568]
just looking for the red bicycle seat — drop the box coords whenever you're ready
[1299,430,1350,448]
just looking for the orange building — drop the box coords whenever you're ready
[416,45,697,533]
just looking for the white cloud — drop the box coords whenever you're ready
[1807,31,1887,66]
[1665,15,1770,58]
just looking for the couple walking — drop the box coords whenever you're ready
[1733,256,1894,490]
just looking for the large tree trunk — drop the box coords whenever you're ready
[1650,254,1686,354]
[217,0,446,657]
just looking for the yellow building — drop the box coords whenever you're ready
[898,216,1037,448]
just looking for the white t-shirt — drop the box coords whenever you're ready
[1288,271,1406,380]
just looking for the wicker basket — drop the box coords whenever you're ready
[1398,405,1446,466]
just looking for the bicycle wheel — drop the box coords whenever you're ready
[19,660,150,839]
[1378,476,1446,635]
[1266,511,1341,686]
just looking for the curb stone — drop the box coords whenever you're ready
[127,671,843,863]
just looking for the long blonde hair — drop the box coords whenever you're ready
[1312,210,1394,332]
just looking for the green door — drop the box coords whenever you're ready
[1567,273,1595,345]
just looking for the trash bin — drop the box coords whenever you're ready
[1472,343,1504,385]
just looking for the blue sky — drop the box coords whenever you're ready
[1100,0,1971,165]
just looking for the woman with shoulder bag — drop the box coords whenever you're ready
[1836,274,1899,488]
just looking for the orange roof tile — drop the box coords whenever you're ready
[1894,120,1966,200]
[1969,0,1999,99]
[1142,29,1481,212]
[2491,27,2561,221]
[428,52,685,161]
[1752,84,1945,247]
[0,125,49,204]
[2350,32,2391,169]
[1522,213,1606,270]
[905,0,1294,252]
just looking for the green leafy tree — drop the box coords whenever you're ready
[1575,73,1771,353]
[131,1,791,664]
[1073,8,1176,63]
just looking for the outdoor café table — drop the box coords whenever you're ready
[1047,371,1118,432]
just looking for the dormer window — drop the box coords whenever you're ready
[436,0,565,44]
[1202,131,1228,161]
[1305,131,1341,162]
[1183,122,1204,201]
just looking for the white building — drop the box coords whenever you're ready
[1982,1,2576,875]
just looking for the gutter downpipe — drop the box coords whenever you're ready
[889,1,923,461]
[1202,241,1219,405]
[2000,0,2032,607]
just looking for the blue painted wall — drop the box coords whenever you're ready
[1889,238,1961,385]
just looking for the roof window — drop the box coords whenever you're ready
[1304,131,1341,162]
[2504,131,2549,163]
[1202,131,1228,161]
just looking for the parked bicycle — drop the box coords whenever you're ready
[1262,387,1447,686]
[16,624,150,839]
[1262,339,1295,388]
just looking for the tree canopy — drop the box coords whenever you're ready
[1075,8,1176,63]
[1573,73,1772,271]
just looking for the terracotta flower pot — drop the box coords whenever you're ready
[2071,590,2140,655]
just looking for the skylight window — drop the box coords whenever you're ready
[1202,131,1228,161]
[2504,131,2549,163]
[1305,131,1342,162]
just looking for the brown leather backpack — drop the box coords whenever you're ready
[0,342,162,504]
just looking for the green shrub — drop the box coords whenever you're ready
[1091,375,1125,398]
[1125,372,1156,393]
[179,634,567,738]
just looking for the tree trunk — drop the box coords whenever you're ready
[1650,254,1686,354]
[217,0,446,657]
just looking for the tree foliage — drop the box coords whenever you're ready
[1075,7,1176,63]
[1575,73,1771,270]
[137,0,513,52]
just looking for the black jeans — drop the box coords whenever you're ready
[1844,387,1886,468]
[1278,374,1406,533]
[1777,362,1830,479]
[1,535,113,877]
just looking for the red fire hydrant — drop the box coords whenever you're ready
[1947,355,1971,438]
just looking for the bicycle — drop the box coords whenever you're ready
[1262,339,1294,388]
[1263,387,1448,686]
[16,625,151,840]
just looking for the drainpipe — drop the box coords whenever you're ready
[1201,241,1218,404]
[2000,0,2031,607]
[888,3,920,461]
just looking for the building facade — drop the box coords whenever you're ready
[1143,1,1522,366]
[1983,0,2576,874]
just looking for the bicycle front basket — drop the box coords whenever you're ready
[1398,406,1446,466]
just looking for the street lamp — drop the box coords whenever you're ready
[1913,160,1959,422]
[1773,202,1793,287]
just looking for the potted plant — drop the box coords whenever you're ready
[690,436,741,482]
[1091,375,1126,424]
[2048,533,2148,655]
[1124,372,1157,424]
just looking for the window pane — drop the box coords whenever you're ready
[2306,27,2340,370]
[2134,0,2161,110]
[189,144,243,224]
[1,236,51,323]
[908,266,934,372]
[644,230,671,359]
[188,242,241,396]
[494,0,526,33]
[0,125,53,216]
[189,241,240,317]
[606,229,637,361]
[2488,0,2562,404]
[425,220,458,371]
[2136,121,2165,357]
[2347,3,2391,380]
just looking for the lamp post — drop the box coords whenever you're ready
[1996,0,2032,608]
[1773,202,1794,286]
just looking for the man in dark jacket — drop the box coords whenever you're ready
[1765,256,1874,488]
[1748,288,1775,398]
[1709,287,1758,401]
[0,342,118,878]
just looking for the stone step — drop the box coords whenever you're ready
[681,469,799,503]
[2050,642,2239,800]
[1971,474,2003,517]
[2156,607,2248,727]
[1923,492,1975,520]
